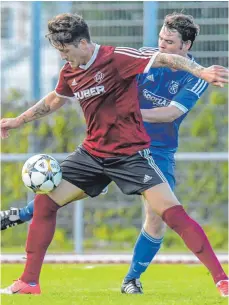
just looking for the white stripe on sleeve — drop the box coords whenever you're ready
[170,101,188,113]
[114,50,152,59]
[55,91,75,100]
[143,51,159,73]
[187,79,208,97]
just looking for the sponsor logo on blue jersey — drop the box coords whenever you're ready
[137,49,208,150]
[142,89,170,107]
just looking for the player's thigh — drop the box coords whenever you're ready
[104,148,167,195]
[142,182,180,217]
[48,179,87,206]
[151,151,176,191]
[60,145,111,199]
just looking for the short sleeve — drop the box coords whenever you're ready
[113,47,159,79]
[170,77,208,113]
[55,65,75,98]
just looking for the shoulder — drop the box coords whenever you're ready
[114,46,152,57]
[139,47,159,54]
[114,46,140,54]
[100,45,115,53]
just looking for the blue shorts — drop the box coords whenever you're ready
[150,147,176,191]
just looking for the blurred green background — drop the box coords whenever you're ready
[1,1,228,253]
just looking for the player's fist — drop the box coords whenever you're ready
[0,118,22,139]
[200,65,229,87]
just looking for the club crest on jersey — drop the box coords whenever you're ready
[94,71,104,83]
[168,81,179,94]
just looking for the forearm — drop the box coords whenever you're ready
[16,91,65,125]
[154,53,204,78]
[141,107,181,123]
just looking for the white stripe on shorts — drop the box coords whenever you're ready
[139,149,167,183]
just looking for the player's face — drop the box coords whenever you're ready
[158,26,190,56]
[55,41,89,68]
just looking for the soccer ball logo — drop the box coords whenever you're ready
[22,154,62,194]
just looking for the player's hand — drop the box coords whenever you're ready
[200,65,229,87]
[0,118,22,139]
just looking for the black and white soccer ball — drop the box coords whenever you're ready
[22,154,62,194]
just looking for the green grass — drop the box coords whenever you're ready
[1,264,228,305]
[1,246,227,254]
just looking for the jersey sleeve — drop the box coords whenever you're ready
[170,77,208,113]
[55,65,75,98]
[113,47,159,79]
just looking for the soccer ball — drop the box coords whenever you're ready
[22,154,62,194]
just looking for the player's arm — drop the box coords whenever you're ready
[141,106,183,123]
[152,52,228,87]
[141,77,208,123]
[1,91,67,139]
[16,91,66,125]
[114,47,228,87]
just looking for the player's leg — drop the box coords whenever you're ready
[106,148,227,296]
[0,146,111,294]
[19,179,86,285]
[19,200,34,221]
[103,149,172,294]
[0,186,108,230]
[122,200,165,289]
[123,152,175,288]
[0,180,84,295]
[143,183,228,295]
[0,200,36,231]
[0,208,24,230]
[121,201,165,294]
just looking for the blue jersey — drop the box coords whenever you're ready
[137,48,208,152]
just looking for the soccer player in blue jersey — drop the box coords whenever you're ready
[1,13,228,296]
[121,13,210,294]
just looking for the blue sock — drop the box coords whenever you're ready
[19,200,34,222]
[124,229,163,281]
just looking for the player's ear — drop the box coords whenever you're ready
[78,39,88,51]
[183,40,192,51]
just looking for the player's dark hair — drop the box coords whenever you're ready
[164,13,200,50]
[45,13,91,48]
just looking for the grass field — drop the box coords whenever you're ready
[1,264,228,305]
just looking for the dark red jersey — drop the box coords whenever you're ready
[55,44,158,157]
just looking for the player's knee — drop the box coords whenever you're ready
[144,214,166,238]
[34,194,60,218]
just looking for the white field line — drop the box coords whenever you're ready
[1,253,228,264]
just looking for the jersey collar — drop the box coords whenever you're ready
[187,53,195,62]
[79,43,100,70]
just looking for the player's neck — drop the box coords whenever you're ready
[177,51,188,58]
[83,43,96,64]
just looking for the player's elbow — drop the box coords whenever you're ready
[51,93,67,108]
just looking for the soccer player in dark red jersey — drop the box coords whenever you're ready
[0,13,228,296]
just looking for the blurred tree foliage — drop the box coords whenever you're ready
[1,88,228,252]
